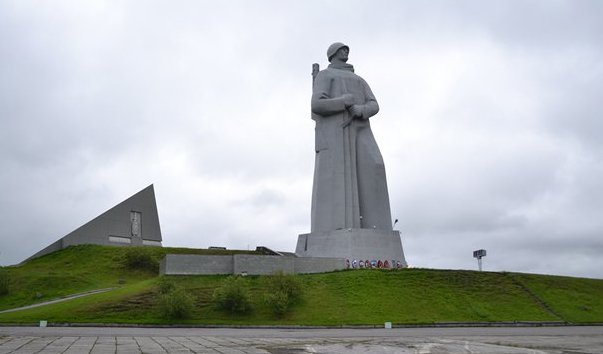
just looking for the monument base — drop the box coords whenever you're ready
[296,228,407,268]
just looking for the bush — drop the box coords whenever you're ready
[157,278,176,295]
[265,291,290,317]
[212,276,252,314]
[158,288,194,319]
[0,267,9,296]
[265,272,303,303]
[264,272,304,317]
[122,247,159,272]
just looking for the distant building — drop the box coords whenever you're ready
[26,185,162,261]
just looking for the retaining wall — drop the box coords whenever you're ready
[160,254,346,275]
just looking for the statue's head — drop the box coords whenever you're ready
[327,42,349,62]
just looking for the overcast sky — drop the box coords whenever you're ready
[1,1,602,279]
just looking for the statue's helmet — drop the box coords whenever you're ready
[327,42,349,62]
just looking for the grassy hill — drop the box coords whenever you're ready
[0,245,602,326]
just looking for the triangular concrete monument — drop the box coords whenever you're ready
[26,185,162,261]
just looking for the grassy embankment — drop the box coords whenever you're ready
[0,245,601,325]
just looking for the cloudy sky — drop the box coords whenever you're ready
[1,1,602,279]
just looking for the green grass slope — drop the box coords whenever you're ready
[1,245,601,325]
[0,244,257,312]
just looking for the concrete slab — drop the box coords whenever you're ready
[1,326,603,353]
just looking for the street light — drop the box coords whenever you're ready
[473,249,487,271]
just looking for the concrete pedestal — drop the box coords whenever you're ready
[296,228,407,268]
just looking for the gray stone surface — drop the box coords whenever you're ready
[233,255,295,275]
[26,185,162,261]
[300,43,407,266]
[296,229,407,268]
[1,326,603,353]
[310,43,392,233]
[293,257,347,274]
[160,254,346,275]
[160,254,234,275]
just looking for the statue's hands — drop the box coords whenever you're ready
[342,94,355,107]
[349,104,364,118]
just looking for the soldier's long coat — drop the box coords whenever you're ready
[310,63,393,233]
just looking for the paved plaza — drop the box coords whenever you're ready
[1,326,602,353]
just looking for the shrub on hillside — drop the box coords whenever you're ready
[0,267,9,296]
[157,277,176,295]
[122,247,159,272]
[158,287,194,320]
[265,272,303,303]
[264,272,303,317]
[212,276,252,314]
[265,291,290,317]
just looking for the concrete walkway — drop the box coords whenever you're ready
[1,326,602,353]
[0,288,115,314]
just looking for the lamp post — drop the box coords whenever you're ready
[473,249,487,271]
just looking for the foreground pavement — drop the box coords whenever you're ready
[1,326,602,353]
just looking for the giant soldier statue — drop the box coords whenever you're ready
[296,43,407,268]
